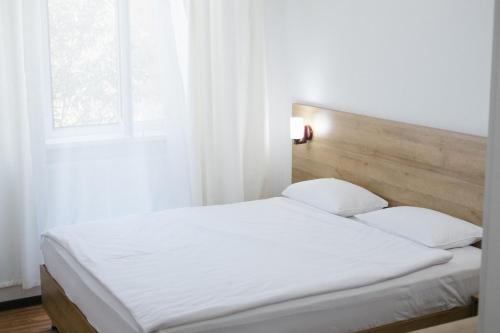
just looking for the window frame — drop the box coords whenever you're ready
[44,0,134,144]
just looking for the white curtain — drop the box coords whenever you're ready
[0,0,43,289]
[187,0,271,205]
[0,0,280,289]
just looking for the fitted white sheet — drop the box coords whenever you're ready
[42,239,480,333]
[41,198,480,333]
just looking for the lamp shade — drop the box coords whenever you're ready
[290,117,304,140]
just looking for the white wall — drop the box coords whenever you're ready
[264,0,293,193]
[479,1,500,332]
[266,0,494,137]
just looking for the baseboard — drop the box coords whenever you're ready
[0,295,42,312]
[0,285,41,303]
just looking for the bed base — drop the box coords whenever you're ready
[357,306,475,333]
[41,265,97,333]
[41,265,476,333]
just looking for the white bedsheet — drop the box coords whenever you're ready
[42,197,453,333]
[42,239,480,333]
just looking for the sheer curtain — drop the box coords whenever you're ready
[0,0,43,289]
[186,0,271,205]
[0,0,277,289]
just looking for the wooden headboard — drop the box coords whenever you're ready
[292,104,487,225]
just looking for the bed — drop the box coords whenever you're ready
[41,104,487,333]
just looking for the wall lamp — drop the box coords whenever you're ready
[290,117,313,144]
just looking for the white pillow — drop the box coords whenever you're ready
[355,206,483,249]
[281,178,388,217]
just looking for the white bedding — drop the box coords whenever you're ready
[42,240,480,333]
[42,197,453,333]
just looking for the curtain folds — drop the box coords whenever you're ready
[187,0,270,205]
[0,0,280,289]
[0,0,42,288]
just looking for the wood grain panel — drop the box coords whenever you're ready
[292,104,487,225]
[41,265,97,333]
[358,306,475,333]
[411,317,477,333]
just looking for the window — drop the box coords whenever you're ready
[48,0,121,135]
[46,0,181,142]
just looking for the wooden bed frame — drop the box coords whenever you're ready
[41,266,97,333]
[42,104,487,333]
[292,104,486,226]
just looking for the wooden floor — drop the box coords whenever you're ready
[0,305,55,333]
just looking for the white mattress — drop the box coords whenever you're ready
[41,198,481,333]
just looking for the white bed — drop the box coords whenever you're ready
[41,197,481,333]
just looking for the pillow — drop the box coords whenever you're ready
[355,206,483,249]
[281,178,388,217]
